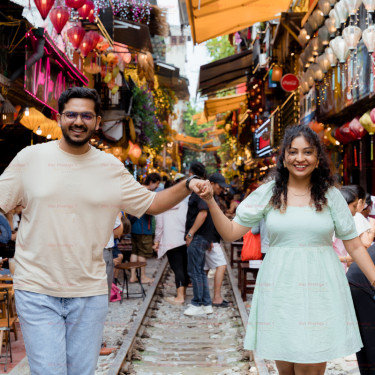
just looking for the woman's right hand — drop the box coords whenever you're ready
[198,181,214,202]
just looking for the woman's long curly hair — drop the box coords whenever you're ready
[270,125,335,212]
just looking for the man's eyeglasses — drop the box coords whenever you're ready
[61,111,97,122]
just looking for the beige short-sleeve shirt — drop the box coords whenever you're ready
[0,142,155,297]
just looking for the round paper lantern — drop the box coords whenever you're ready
[325,17,337,36]
[335,122,357,144]
[329,8,341,29]
[86,30,101,49]
[318,26,330,46]
[298,29,309,46]
[65,0,85,9]
[78,0,94,19]
[361,111,375,134]
[49,6,70,35]
[318,53,331,73]
[67,26,86,49]
[34,0,55,20]
[342,25,362,50]
[349,117,366,139]
[363,0,375,12]
[362,26,375,53]
[329,36,349,63]
[271,66,283,82]
[129,143,142,160]
[334,1,349,24]
[79,33,95,57]
[312,9,325,27]
[318,0,331,15]
[343,0,363,15]
[325,46,338,66]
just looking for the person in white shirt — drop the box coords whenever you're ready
[0,87,206,375]
[348,185,375,248]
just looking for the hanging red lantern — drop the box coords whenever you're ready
[88,8,95,22]
[78,0,94,19]
[67,26,86,49]
[86,31,101,49]
[49,6,70,34]
[34,0,55,20]
[271,66,283,82]
[65,0,85,9]
[349,117,366,139]
[79,33,95,57]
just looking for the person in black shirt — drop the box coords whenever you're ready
[347,244,375,374]
[184,171,229,316]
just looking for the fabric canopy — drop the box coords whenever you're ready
[186,0,292,44]
[204,93,247,117]
[198,50,252,96]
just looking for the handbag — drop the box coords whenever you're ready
[241,230,262,261]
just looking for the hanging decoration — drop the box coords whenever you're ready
[271,66,283,81]
[111,0,151,24]
[342,26,362,50]
[79,32,96,57]
[329,36,350,63]
[349,117,366,139]
[360,111,375,159]
[78,0,94,19]
[34,0,55,20]
[67,25,86,49]
[65,0,86,9]
[49,6,70,34]
[137,52,154,86]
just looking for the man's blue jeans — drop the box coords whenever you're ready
[15,290,108,375]
[187,235,212,307]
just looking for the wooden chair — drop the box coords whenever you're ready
[114,262,147,303]
[230,241,243,268]
[0,289,15,371]
[239,263,259,301]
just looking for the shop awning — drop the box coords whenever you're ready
[198,50,253,96]
[185,0,292,44]
[204,93,247,117]
[155,62,190,100]
[113,19,153,53]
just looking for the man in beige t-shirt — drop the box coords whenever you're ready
[0,87,204,375]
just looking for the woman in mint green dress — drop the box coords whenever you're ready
[201,126,375,375]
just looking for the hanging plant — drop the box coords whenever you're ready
[131,85,166,151]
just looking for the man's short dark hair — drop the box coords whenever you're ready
[58,87,101,116]
[144,173,161,185]
[189,162,206,179]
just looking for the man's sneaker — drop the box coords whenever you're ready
[203,305,213,314]
[184,304,205,316]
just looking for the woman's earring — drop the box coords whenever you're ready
[283,161,286,168]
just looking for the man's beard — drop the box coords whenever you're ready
[61,125,96,147]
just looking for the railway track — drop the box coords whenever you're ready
[106,250,269,375]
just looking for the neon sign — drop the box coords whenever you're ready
[24,31,88,113]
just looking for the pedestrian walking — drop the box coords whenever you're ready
[347,243,375,375]
[0,87,206,375]
[199,125,375,373]
[184,170,229,316]
[154,175,189,305]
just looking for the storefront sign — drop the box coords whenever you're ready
[254,119,272,157]
[280,74,299,92]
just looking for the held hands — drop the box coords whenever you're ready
[188,179,214,202]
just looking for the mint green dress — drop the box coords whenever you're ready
[234,181,363,363]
